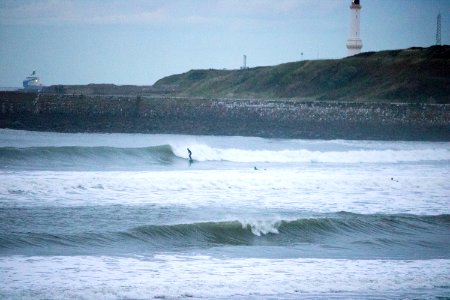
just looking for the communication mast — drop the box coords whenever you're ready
[241,55,248,70]
[436,12,442,45]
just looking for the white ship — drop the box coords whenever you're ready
[23,71,44,92]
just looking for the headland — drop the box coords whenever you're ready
[1,46,449,140]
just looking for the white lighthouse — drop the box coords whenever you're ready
[346,0,363,56]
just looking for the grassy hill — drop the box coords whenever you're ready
[154,46,450,103]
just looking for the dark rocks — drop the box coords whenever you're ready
[0,92,449,141]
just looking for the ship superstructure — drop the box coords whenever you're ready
[23,71,43,92]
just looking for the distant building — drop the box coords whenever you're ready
[346,0,363,56]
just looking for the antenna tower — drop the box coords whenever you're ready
[436,12,441,45]
[241,55,248,70]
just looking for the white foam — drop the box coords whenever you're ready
[1,164,449,215]
[172,143,450,163]
[1,255,449,299]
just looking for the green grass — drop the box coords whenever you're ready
[154,46,450,103]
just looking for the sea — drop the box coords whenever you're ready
[0,128,449,299]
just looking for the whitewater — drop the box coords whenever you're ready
[1,129,449,299]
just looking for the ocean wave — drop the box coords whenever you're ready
[0,145,178,169]
[2,214,449,251]
[173,144,450,163]
[1,143,449,169]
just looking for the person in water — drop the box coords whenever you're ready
[187,148,193,162]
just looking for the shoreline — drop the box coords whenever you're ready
[1,92,449,141]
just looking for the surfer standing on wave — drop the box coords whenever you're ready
[187,148,193,163]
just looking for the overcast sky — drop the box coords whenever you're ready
[0,0,448,87]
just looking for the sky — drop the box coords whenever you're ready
[0,0,448,87]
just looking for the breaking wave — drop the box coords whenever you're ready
[1,142,449,170]
[173,144,450,163]
[2,214,449,251]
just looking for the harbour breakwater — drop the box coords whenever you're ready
[0,91,449,140]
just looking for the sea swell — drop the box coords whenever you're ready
[0,145,178,170]
[1,143,449,170]
[2,214,449,258]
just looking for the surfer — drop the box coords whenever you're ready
[187,148,193,163]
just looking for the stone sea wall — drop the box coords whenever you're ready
[1,92,449,140]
